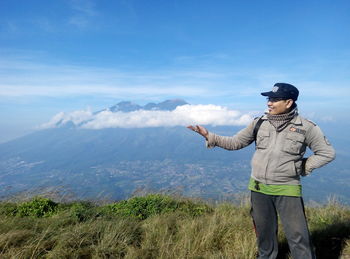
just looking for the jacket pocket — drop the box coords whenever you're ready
[282,133,305,155]
[256,130,270,149]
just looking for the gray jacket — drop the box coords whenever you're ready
[206,114,336,185]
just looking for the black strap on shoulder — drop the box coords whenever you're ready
[253,116,264,145]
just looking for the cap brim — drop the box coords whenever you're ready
[261,91,278,97]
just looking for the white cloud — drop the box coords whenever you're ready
[41,104,254,129]
[40,109,94,129]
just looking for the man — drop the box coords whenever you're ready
[187,83,335,259]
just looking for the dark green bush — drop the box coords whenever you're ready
[104,194,212,220]
[17,197,58,218]
[68,201,97,222]
[0,202,18,216]
[1,195,212,220]
[177,199,213,217]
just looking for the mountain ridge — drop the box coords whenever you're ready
[0,100,349,204]
[105,99,188,113]
[55,99,189,128]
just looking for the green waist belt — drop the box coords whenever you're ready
[248,177,302,197]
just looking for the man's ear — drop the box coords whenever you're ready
[286,99,294,109]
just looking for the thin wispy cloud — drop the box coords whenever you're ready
[40,104,254,129]
[298,81,349,98]
[68,0,99,28]
[1,53,348,105]
[3,21,19,34]
[0,54,241,99]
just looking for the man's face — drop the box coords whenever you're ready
[267,97,294,115]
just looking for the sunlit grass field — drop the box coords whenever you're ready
[0,194,349,259]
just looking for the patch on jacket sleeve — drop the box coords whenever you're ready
[289,127,306,135]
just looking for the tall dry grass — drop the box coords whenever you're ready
[127,204,257,259]
[0,195,349,259]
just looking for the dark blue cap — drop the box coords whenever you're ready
[261,83,299,101]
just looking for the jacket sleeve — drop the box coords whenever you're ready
[206,119,257,150]
[304,125,336,175]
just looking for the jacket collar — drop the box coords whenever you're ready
[290,115,302,125]
[261,114,302,125]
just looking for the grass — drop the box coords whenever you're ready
[0,194,349,259]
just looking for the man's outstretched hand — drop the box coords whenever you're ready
[187,125,209,140]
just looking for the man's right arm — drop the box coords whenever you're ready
[206,119,257,150]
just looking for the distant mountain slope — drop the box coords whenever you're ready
[0,99,251,200]
[0,126,250,170]
[0,125,252,200]
[0,100,349,204]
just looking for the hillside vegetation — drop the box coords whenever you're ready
[0,194,349,259]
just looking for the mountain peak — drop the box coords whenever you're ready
[155,99,188,111]
[108,99,188,112]
[110,101,142,112]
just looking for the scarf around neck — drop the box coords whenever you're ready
[267,106,298,132]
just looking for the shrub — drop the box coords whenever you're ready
[104,194,212,220]
[16,197,58,218]
[0,202,18,217]
[68,201,97,222]
[177,198,213,217]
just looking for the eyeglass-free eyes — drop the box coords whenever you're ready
[267,97,286,102]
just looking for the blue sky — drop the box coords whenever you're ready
[1,0,349,142]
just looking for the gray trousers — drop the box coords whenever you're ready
[250,191,316,259]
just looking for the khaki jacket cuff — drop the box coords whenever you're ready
[206,132,216,149]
